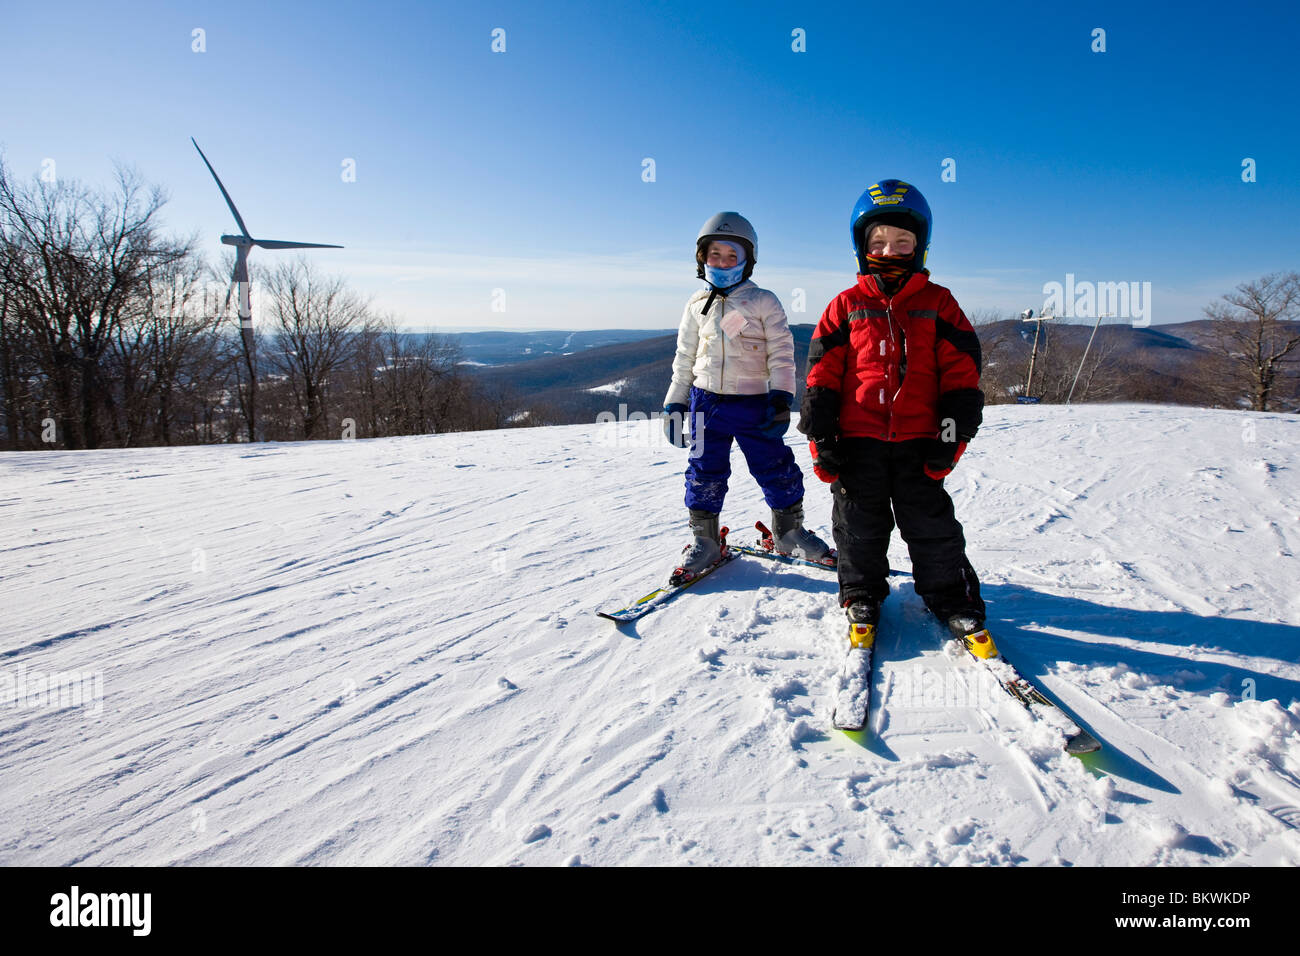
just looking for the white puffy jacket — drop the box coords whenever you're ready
[663,281,797,408]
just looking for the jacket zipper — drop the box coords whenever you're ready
[719,298,726,392]
[885,294,899,440]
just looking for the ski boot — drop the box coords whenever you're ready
[670,510,724,586]
[769,499,836,567]
[947,614,998,659]
[845,599,879,649]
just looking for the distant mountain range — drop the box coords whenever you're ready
[438,319,1300,424]
[447,329,673,368]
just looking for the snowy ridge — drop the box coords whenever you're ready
[586,379,630,396]
[2,404,1299,865]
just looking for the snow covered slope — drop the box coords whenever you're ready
[2,404,1299,866]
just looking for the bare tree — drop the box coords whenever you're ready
[1060,329,1122,403]
[0,158,192,448]
[1204,272,1300,412]
[384,326,466,434]
[111,255,231,445]
[0,167,80,446]
[341,318,386,437]
[0,277,42,448]
[966,309,1016,403]
[333,316,477,438]
[263,258,369,439]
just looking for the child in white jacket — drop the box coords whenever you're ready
[662,211,833,583]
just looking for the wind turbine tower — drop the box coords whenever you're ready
[192,137,342,439]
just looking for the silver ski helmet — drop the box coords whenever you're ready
[696,211,756,281]
[850,180,931,274]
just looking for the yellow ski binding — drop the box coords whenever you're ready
[848,622,876,649]
[962,628,999,659]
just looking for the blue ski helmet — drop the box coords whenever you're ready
[850,180,932,274]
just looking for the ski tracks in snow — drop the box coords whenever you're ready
[2,408,1299,865]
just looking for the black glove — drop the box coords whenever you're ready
[759,390,793,439]
[936,388,984,443]
[923,438,967,480]
[810,436,843,482]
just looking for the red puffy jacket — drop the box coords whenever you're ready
[800,272,983,443]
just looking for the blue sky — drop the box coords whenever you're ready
[2,0,1297,330]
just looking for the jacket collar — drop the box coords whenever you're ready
[695,278,755,315]
[855,270,929,304]
[693,278,754,300]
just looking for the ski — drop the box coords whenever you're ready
[949,623,1102,755]
[732,544,905,578]
[831,620,877,731]
[730,541,837,571]
[596,531,741,624]
[730,541,841,572]
[736,522,909,576]
[735,521,839,570]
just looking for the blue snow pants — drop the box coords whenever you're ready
[684,386,804,514]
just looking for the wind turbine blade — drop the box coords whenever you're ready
[192,137,253,239]
[253,239,344,250]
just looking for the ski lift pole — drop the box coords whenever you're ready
[1066,312,1114,405]
[1021,308,1049,398]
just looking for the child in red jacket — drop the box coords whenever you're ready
[798,179,985,642]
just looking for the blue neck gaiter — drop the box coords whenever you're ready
[705,262,746,288]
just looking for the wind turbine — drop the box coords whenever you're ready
[191,137,342,440]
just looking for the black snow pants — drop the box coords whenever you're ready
[831,437,985,623]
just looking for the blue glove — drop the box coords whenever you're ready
[662,403,689,448]
[758,390,793,439]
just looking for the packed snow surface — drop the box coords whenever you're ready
[2,404,1299,865]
